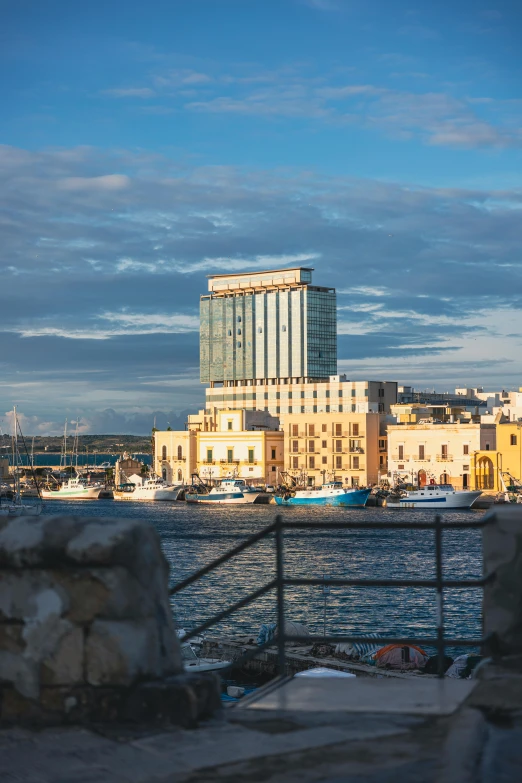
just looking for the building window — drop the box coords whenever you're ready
[292,424,298,436]
[322,423,327,432]
[335,423,342,436]
[308,440,315,452]
[398,445,404,460]
[292,440,298,453]
[272,465,276,472]
[338,390,343,397]
[352,424,359,437]
[177,469,183,482]
[207,449,213,463]
[309,424,315,436]
[353,456,360,469]
[258,327,262,333]
[322,456,327,464]
[419,445,425,460]
[237,328,241,335]
[322,440,327,448]
[292,457,298,469]
[379,455,384,466]
[227,449,233,463]
[228,329,232,336]
[237,316,241,322]
[326,390,330,398]
[309,456,315,469]
[379,439,386,450]
[339,405,343,412]
[335,456,342,469]
[161,445,167,460]
[351,405,356,412]
[378,403,384,412]
[228,421,233,430]
[281,325,286,332]
[485,443,490,451]
[463,444,469,455]
[511,435,517,446]
[441,444,448,458]
[237,341,241,348]
[313,391,317,399]
[301,391,305,398]
[248,448,254,464]
[271,448,276,459]
[378,388,384,397]
[177,445,182,459]
[335,440,342,453]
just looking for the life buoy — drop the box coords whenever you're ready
[430,479,435,485]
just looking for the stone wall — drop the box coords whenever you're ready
[0,515,220,726]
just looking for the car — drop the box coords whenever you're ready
[265,485,275,492]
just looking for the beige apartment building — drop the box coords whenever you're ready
[282,412,385,488]
[387,422,497,490]
[154,408,283,485]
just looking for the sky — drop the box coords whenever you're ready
[1,0,522,435]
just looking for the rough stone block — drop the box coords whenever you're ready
[0,571,69,622]
[40,626,84,685]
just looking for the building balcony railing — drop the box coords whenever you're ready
[349,447,365,454]
[162,457,186,462]
[202,460,215,465]
[436,454,453,462]
[391,454,410,461]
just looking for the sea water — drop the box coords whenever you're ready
[40,500,484,650]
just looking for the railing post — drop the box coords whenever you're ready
[275,514,286,678]
[435,513,445,677]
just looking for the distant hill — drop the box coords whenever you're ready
[0,434,152,454]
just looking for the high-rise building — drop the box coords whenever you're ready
[200,267,337,385]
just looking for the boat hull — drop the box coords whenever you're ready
[186,492,250,504]
[386,490,482,509]
[0,503,42,516]
[274,488,371,507]
[41,487,101,500]
[113,486,184,501]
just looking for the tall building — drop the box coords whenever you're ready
[200,267,337,385]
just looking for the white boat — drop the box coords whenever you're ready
[385,483,481,509]
[41,475,102,500]
[185,477,263,504]
[0,407,43,516]
[113,473,183,501]
[180,642,230,673]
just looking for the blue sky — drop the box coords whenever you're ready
[1,0,521,434]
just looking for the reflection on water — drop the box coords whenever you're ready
[42,501,484,648]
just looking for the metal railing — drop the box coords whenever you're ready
[170,514,492,679]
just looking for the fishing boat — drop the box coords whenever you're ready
[385,483,481,509]
[113,473,183,501]
[0,407,43,517]
[274,481,371,507]
[185,477,263,504]
[41,475,103,500]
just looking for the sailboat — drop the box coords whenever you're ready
[0,407,43,517]
[41,419,103,500]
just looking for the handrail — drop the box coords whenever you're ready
[171,514,490,679]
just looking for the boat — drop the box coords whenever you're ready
[274,481,371,507]
[180,642,230,673]
[113,472,184,501]
[385,483,482,509]
[0,407,43,517]
[185,477,264,504]
[41,475,103,500]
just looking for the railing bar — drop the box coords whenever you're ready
[182,579,277,642]
[169,521,277,595]
[283,577,488,588]
[435,514,445,678]
[275,514,286,678]
[282,635,484,647]
[281,520,489,530]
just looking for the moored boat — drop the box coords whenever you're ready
[274,481,371,507]
[185,477,262,504]
[113,473,183,501]
[41,475,103,500]
[385,483,481,509]
[0,407,43,516]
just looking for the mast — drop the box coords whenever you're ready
[12,406,20,501]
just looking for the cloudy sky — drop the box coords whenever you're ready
[1,0,521,435]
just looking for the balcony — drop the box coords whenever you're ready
[349,447,365,454]
[391,454,410,461]
[202,460,215,465]
[436,454,453,462]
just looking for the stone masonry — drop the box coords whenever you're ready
[0,515,220,726]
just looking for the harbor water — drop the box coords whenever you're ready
[39,501,484,651]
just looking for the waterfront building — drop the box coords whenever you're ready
[387,422,497,490]
[154,408,283,485]
[495,420,522,485]
[282,412,385,487]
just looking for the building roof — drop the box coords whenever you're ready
[206,267,314,280]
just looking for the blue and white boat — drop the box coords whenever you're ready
[385,484,481,509]
[185,477,263,504]
[274,481,371,507]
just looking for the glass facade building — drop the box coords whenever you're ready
[200,268,337,384]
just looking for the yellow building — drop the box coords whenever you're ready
[282,412,384,487]
[154,408,283,485]
[496,421,522,484]
[387,422,497,490]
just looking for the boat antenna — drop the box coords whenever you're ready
[14,410,43,502]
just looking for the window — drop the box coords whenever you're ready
[309,424,315,436]
[258,327,262,333]
[301,391,305,398]
[227,448,233,463]
[237,341,241,348]
[177,469,182,482]
[378,388,384,397]
[322,456,327,464]
[335,440,342,453]
[463,444,469,455]
[379,439,386,450]
[322,440,327,448]
[322,423,327,432]
[441,444,448,458]
[292,440,298,453]
[351,389,356,397]
[309,456,315,469]
[378,403,384,412]
[511,435,517,446]
[338,390,343,398]
[326,390,330,398]
[352,424,359,437]
[228,421,233,430]
[335,423,342,436]
[336,456,342,469]
[379,455,384,466]
[248,448,254,464]
[419,445,425,460]
[177,445,182,460]
[485,443,490,451]
[308,440,315,452]
[313,391,317,399]
[281,325,286,332]
[237,316,241,322]
[271,465,276,472]
[398,445,404,460]
[161,445,167,460]
[292,456,298,469]
[351,405,356,412]
[206,449,213,463]
[353,456,360,469]
[237,328,241,335]
[271,448,276,459]
[292,424,298,436]
[228,329,232,336]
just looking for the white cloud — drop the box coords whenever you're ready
[57,174,130,191]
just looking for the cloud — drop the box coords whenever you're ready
[102,87,156,98]
[57,174,130,191]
